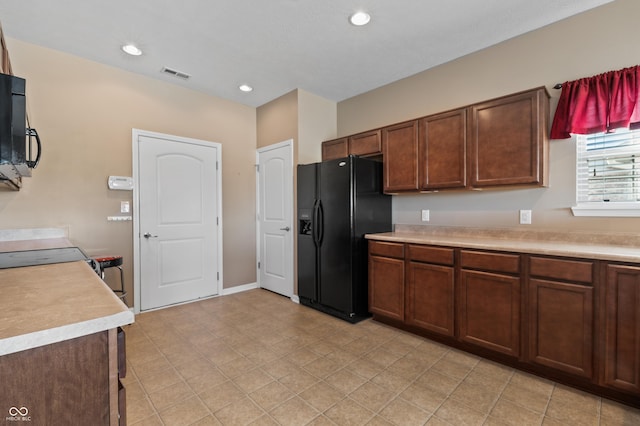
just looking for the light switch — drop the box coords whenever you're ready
[121,201,130,213]
[519,209,532,225]
[421,209,430,222]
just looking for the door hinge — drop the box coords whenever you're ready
[216,161,219,170]
[217,272,220,281]
[258,261,261,269]
[216,217,219,225]
[255,164,259,172]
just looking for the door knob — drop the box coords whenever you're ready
[143,232,158,238]
[279,226,290,232]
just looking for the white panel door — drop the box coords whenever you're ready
[136,131,221,311]
[257,140,293,297]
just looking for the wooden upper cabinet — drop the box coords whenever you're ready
[349,130,381,157]
[419,109,467,190]
[469,87,549,188]
[321,130,382,161]
[321,137,348,161]
[382,120,419,192]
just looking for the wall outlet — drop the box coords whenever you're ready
[519,209,532,225]
[421,209,430,222]
[121,201,130,213]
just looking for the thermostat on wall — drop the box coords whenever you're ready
[108,176,134,190]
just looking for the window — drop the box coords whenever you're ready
[573,127,640,217]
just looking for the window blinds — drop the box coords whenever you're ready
[576,128,640,202]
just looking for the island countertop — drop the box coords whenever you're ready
[365,225,640,264]
[0,238,134,356]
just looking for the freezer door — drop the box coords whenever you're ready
[297,163,318,301]
[318,157,353,314]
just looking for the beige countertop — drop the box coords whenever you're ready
[0,238,134,356]
[366,225,640,263]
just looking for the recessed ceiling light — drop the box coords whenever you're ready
[239,84,253,92]
[349,11,371,26]
[122,44,142,56]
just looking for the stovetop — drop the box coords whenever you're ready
[0,247,90,269]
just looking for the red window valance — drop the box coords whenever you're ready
[550,65,640,139]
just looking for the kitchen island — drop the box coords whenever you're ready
[0,237,134,425]
[366,225,640,408]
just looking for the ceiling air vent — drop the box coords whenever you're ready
[161,67,191,80]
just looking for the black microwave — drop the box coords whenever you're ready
[0,72,41,189]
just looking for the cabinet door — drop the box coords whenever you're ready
[382,120,419,192]
[349,130,381,157]
[603,264,640,393]
[419,109,467,190]
[529,279,593,378]
[407,261,455,336]
[321,138,348,161]
[459,269,521,357]
[369,254,405,321]
[469,88,549,188]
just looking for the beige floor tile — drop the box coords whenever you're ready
[509,371,555,397]
[386,354,430,379]
[370,369,413,393]
[185,368,228,394]
[198,380,246,412]
[379,398,431,426]
[278,368,320,393]
[298,381,345,412]
[545,385,600,425]
[269,395,320,425]
[363,347,403,368]
[347,358,386,380]
[129,413,164,426]
[249,380,294,411]
[399,383,447,413]
[216,355,257,379]
[304,355,345,378]
[324,397,376,426]
[173,356,219,380]
[214,396,265,425]
[434,398,487,426]
[127,397,157,425]
[350,381,396,413]
[138,367,184,394]
[158,395,211,426]
[365,415,395,426]
[450,380,501,414]
[431,357,474,380]
[414,369,462,395]
[488,398,544,426]
[325,369,368,394]
[600,399,640,425]
[500,382,551,414]
[132,355,173,380]
[232,368,274,393]
[191,415,223,425]
[148,380,194,411]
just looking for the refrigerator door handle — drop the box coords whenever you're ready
[312,199,320,246]
[317,200,324,245]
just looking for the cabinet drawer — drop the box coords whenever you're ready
[529,256,593,284]
[369,241,404,258]
[408,244,454,265]
[460,250,520,274]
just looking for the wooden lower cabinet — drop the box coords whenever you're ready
[528,279,593,378]
[0,329,125,425]
[459,269,521,357]
[602,264,640,393]
[367,240,640,406]
[368,242,405,321]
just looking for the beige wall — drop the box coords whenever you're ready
[0,38,258,302]
[336,0,640,234]
[298,90,336,165]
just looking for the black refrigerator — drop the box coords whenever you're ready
[297,155,392,323]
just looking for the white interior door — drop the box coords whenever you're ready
[257,140,293,297]
[134,129,222,311]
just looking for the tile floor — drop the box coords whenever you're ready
[124,289,640,425]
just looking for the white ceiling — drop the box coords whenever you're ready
[0,0,613,108]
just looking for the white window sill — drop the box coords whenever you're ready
[571,203,640,217]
